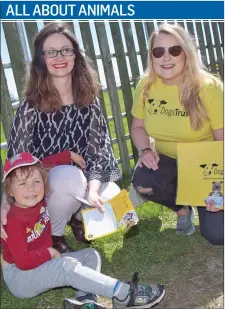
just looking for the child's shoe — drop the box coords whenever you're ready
[64,294,106,309]
[112,273,165,309]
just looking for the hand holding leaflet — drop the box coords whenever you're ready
[80,190,139,240]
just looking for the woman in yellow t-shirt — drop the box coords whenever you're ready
[131,23,223,245]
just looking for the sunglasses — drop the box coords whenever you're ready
[152,45,183,58]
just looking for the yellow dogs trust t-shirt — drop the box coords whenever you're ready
[131,77,223,158]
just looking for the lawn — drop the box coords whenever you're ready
[1,90,223,309]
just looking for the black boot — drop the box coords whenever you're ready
[52,235,74,253]
[68,214,90,244]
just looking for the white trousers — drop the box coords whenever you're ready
[46,165,121,236]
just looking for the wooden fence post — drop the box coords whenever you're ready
[95,22,131,176]
[122,22,140,88]
[203,22,217,74]
[79,22,110,135]
[2,22,26,102]
[134,22,148,70]
[211,22,224,80]
[110,22,138,163]
[1,59,14,142]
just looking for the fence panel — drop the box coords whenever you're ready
[95,22,131,175]
[195,22,208,68]
[211,22,224,80]
[110,22,138,162]
[122,22,140,88]
[1,59,14,142]
[2,22,26,102]
[134,22,148,70]
[24,22,39,56]
[203,22,217,74]
[79,22,110,135]
[1,20,224,174]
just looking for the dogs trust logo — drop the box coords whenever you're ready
[199,163,223,179]
[147,98,188,117]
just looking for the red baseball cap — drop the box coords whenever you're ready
[2,152,40,182]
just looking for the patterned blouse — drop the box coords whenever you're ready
[7,99,122,183]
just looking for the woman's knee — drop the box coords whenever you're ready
[48,165,87,195]
[201,229,224,246]
[99,182,121,201]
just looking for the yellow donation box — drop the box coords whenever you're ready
[176,141,224,208]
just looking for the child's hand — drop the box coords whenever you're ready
[48,247,62,259]
[205,200,222,212]
[70,152,86,170]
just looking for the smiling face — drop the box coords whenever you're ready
[43,33,75,79]
[152,33,186,86]
[9,168,45,209]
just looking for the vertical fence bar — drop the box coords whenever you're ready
[211,22,224,80]
[218,22,224,46]
[2,22,26,102]
[145,21,155,37]
[24,22,39,56]
[110,22,138,162]
[203,22,217,74]
[195,21,208,68]
[177,21,185,29]
[95,22,131,176]
[1,59,14,142]
[122,22,140,88]
[134,22,148,70]
[186,21,195,36]
[0,157,3,204]
[79,22,109,134]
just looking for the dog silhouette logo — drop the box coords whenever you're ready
[148,99,167,115]
[199,163,218,176]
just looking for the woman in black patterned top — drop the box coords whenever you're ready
[1,22,121,253]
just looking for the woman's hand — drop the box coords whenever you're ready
[1,197,11,240]
[70,152,86,170]
[48,247,62,259]
[88,190,105,213]
[205,200,222,212]
[138,149,160,170]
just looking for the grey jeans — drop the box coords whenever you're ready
[2,248,117,299]
[46,165,121,236]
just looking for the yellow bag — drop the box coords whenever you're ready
[176,141,223,208]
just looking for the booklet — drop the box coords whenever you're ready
[80,190,139,240]
[176,141,224,208]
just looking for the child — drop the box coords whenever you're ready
[1,152,165,309]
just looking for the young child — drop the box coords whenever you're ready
[1,152,165,309]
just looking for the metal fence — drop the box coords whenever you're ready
[1,20,224,177]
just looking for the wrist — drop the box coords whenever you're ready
[139,148,151,155]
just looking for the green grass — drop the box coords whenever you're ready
[2,201,222,309]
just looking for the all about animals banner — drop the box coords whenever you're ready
[176,141,223,208]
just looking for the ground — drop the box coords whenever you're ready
[99,228,224,309]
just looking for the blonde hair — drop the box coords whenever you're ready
[4,164,49,205]
[143,23,221,130]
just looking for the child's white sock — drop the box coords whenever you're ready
[113,281,130,307]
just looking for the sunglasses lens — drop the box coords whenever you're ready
[152,47,165,58]
[169,45,182,57]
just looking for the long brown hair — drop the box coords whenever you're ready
[143,23,222,131]
[24,22,100,112]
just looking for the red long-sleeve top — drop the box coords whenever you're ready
[1,150,72,270]
[1,201,52,270]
